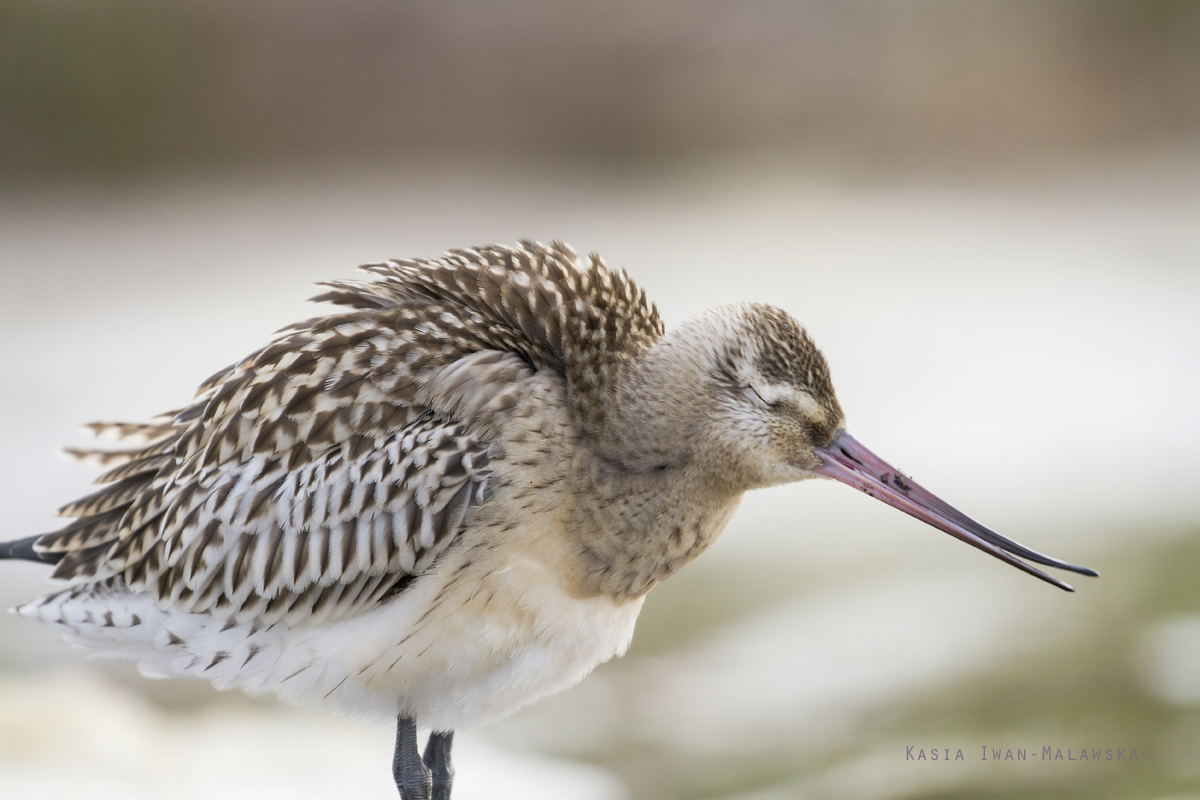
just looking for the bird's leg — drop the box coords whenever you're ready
[423,730,455,800]
[393,716,432,800]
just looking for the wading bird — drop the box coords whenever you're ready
[1,242,1096,799]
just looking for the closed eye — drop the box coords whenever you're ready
[745,385,777,409]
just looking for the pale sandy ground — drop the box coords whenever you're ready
[0,670,624,800]
[1,152,1198,798]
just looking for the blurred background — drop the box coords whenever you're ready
[2,1,1200,798]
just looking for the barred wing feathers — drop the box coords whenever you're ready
[27,241,662,628]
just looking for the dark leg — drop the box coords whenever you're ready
[423,730,455,800]
[392,716,431,800]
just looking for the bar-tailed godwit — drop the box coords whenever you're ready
[1,241,1096,798]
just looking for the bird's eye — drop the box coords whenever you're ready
[745,385,778,409]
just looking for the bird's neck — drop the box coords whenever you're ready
[589,324,716,467]
[564,456,745,600]
[563,331,746,599]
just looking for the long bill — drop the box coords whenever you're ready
[812,429,1098,592]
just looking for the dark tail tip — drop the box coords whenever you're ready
[0,535,61,564]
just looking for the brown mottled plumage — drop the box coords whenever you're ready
[33,241,670,627]
[3,240,1093,800]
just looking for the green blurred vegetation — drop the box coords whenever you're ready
[2,0,1200,181]
[0,0,223,175]
[582,528,1200,799]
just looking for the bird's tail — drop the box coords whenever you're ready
[3,416,184,573]
[0,535,62,564]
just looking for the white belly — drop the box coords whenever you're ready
[322,549,646,729]
[19,544,645,731]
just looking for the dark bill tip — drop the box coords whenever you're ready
[812,429,1097,591]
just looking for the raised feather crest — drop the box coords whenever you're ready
[34,241,663,627]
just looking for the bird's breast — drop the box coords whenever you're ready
[341,531,644,729]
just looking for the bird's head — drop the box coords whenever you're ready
[619,302,1097,591]
[698,303,845,485]
[619,302,842,490]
